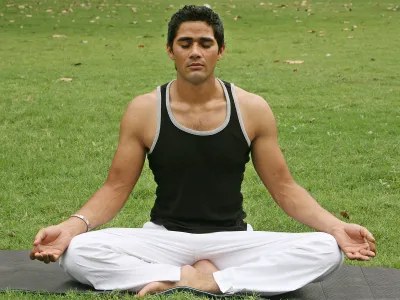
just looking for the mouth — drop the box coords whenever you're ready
[188,63,204,70]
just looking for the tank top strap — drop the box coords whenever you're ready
[219,80,251,147]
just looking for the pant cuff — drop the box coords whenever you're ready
[213,270,235,294]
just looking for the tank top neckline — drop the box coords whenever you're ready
[165,78,232,136]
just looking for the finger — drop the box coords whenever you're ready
[30,250,41,260]
[34,252,44,261]
[345,252,357,259]
[345,252,370,261]
[360,227,375,243]
[30,244,43,260]
[38,252,51,264]
[368,240,377,254]
[49,253,59,262]
[29,250,37,260]
[42,252,51,264]
[36,251,58,263]
[33,229,47,246]
[360,249,376,257]
[35,251,50,262]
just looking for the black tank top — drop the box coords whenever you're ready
[147,79,251,233]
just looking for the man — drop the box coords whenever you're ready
[30,5,376,297]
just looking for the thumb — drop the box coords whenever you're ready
[33,229,47,246]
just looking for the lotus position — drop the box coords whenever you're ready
[30,5,376,297]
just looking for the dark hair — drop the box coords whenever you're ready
[167,5,225,52]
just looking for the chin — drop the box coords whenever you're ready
[182,72,210,85]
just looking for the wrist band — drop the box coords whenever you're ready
[70,214,92,232]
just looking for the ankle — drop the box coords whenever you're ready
[198,272,221,293]
[178,265,220,293]
[193,259,219,274]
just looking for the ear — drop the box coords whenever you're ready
[217,44,226,61]
[166,44,175,60]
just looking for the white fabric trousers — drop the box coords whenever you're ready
[60,222,343,296]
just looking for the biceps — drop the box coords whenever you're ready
[251,135,294,196]
[106,137,146,190]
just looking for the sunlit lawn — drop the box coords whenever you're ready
[0,0,399,299]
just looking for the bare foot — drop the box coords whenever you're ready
[137,265,221,297]
[137,281,175,297]
[193,259,219,274]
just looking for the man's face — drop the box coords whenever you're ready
[167,21,225,85]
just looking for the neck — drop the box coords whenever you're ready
[172,74,220,104]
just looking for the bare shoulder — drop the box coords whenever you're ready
[233,85,276,140]
[121,90,158,150]
[125,90,158,120]
[234,86,273,116]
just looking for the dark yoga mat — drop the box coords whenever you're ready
[1,250,399,299]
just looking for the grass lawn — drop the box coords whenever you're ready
[0,0,399,298]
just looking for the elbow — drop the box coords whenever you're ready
[103,180,132,201]
[270,181,300,208]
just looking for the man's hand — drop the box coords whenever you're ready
[331,223,376,261]
[30,225,74,263]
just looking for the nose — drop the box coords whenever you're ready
[189,43,201,59]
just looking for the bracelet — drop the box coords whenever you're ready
[70,214,92,232]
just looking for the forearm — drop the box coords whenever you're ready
[274,183,345,234]
[59,182,132,236]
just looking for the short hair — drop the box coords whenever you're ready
[167,5,225,52]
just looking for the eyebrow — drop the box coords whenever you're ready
[177,37,214,43]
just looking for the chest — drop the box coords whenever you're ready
[150,129,250,172]
[169,101,227,132]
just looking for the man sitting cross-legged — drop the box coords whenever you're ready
[30,5,376,297]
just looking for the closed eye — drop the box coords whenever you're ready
[180,44,212,49]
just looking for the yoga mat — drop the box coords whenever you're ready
[1,250,399,299]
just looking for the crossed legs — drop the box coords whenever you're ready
[60,225,343,296]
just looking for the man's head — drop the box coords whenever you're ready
[167,5,226,85]
[167,5,225,53]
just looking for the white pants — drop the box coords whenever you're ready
[60,222,343,296]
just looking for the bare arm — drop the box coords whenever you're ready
[246,94,375,260]
[247,96,343,233]
[31,94,156,262]
[61,95,155,235]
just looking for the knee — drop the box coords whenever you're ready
[314,232,343,268]
[60,234,95,285]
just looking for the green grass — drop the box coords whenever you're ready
[0,290,245,300]
[1,0,399,298]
